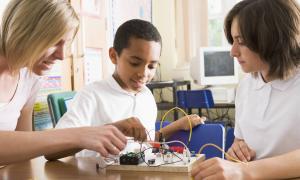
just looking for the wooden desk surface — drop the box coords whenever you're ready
[0,157,194,180]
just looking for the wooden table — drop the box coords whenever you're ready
[0,157,195,180]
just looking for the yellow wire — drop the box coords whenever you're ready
[160,107,193,144]
[198,143,247,164]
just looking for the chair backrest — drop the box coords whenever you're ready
[155,121,225,159]
[177,89,214,108]
[225,127,235,152]
[47,91,76,126]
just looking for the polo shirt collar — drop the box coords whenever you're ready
[253,73,265,90]
[106,75,147,96]
[254,70,299,91]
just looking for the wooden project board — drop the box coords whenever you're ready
[106,154,205,172]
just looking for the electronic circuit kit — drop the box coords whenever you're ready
[103,140,205,172]
[99,107,230,172]
[100,107,207,172]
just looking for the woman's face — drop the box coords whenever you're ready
[32,31,74,76]
[230,17,269,77]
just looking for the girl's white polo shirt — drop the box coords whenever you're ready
[235,70,300,159]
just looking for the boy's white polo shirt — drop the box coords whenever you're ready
[56,75,157,156]
[235,70,300,159]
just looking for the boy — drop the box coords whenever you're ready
[46,19,204,160]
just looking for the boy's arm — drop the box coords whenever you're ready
[155,114,205,141]
[111,117,147,141]
[45,118,144,160]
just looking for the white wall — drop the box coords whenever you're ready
[152,0,246,91]
[152,0,209,83]
[152,0,177,82]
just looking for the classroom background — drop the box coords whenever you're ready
[2,0,299,130]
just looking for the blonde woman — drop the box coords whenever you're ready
[0,0,126,165]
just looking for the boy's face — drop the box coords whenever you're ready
[110,38,161,93]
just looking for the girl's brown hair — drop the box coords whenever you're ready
[224,0,300,80]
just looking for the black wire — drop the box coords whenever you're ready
[145,128,152,142]
[139,143,151,166]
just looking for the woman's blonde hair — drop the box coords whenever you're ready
[0,0,79,72]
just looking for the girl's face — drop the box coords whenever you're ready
[32,31,74,76]
[230,17,269,78]
[109,38,161,94]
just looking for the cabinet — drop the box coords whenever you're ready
[146,80,191,120]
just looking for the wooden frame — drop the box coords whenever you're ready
[81,0,104,18]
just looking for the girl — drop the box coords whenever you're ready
[192,0,300,179]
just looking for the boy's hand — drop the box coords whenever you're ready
[112,117,147,142]
[226,138,256,162]
[176,114,206,131]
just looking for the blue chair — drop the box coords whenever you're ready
[155,121,225,159]
[177,89,214,118]
[225,127,235,152]
[47,91,76,126]
[177,89,214,108]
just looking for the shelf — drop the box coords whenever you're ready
[147,80,191,89]
[146,80,191,120]
[156,102,173,110]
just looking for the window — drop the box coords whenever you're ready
[208,0,300,46]
[0,0,9,18]
[207,0,239,46]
